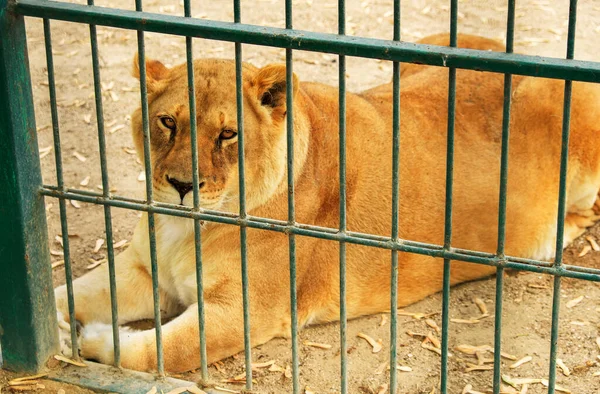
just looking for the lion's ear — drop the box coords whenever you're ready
[132,53,170,93]
[252,64,299,117]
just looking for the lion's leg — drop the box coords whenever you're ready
[55,248,181,358]
[563,212,598,246]
[80,298,262,373]
[55,249,179,325]
[562,181,600,246]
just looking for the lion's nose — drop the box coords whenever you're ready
[166,176,193,200]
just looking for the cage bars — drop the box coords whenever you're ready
[337,0,348,392]
[86,0,121,366]
[439,1,458,391]
[14,0,600,83]
[0,1,595,393]
[232,0,253,389]
[389,0,401,392]
[493,0,516,392]
[284,0,300,392]
[134,0,165,375]
[42,18,80,361]
[548,1,578,392]
[182,0,210,381]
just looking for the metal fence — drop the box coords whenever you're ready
[1,0,599,393]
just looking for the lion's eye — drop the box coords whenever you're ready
[159,116,176,131]
[219,129,237,140]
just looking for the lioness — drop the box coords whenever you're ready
[55,34,600,372]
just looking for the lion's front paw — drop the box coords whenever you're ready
[80,323,117,365]
[57,311,81,358]
[81,323,144,368]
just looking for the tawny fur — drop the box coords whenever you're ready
[55,33,600,372]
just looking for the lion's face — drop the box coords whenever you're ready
[131,58,298,212]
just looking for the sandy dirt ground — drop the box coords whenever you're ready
[3,0,600,393]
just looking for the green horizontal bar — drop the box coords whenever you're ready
[33,186,559,265]
[35,184,565,268]
[13,0,600,83]
[31,180,568,271]
[39,187,600,281]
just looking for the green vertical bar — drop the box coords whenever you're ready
[233,1,252,390]
[0,0,59,372]
[135,0,165,376]
[496,0,516,257]
[338,1,348,393]
[42,18,79,360]
[389,0,401,393]
[87,0,120,367]
[183,0,209,381]
[440,1,458,392]
[552,0,577,265]
[285,0,299,392]
[549,2,577,392]
[493,1,515,392]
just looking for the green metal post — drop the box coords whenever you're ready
[233,1,253,390]
[493,1,515,392]
[43,18,79,360]
[0,0,59,372]
[548,2,577,392]
[183,0,209,381]
[87,0,120,366]
[338,1,348,392]
[135,0,165,375]
[441,1,458,392]
[389,0,401,393]
[285,0,300,392]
